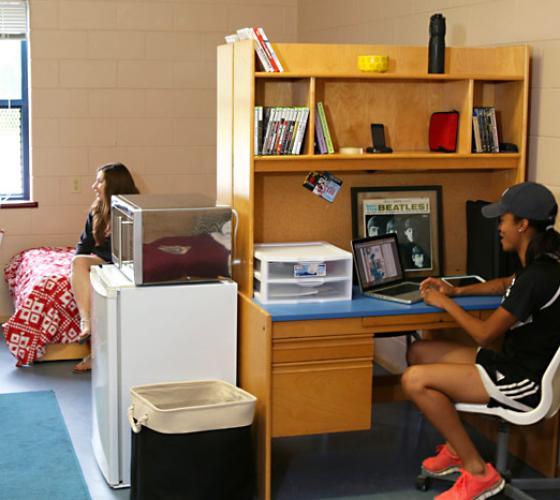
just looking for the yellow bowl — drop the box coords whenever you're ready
[358,55,388,72]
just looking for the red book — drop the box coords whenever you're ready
[252,27,278,72]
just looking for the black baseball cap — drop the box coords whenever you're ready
[481,182,557,222]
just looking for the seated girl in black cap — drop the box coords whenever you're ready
[402,182,560,500]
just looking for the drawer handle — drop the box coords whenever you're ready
[295,279,325,287]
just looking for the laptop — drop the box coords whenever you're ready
[351,234,423,304]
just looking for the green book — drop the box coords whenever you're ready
[316,102,334,154]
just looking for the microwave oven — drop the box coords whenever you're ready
[111,193,233,285]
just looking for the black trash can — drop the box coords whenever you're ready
[129,380,256,500]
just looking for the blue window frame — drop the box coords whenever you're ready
[0,39,29,201]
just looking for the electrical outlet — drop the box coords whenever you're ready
[71,177,81,193]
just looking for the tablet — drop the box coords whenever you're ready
[442,275,486,287]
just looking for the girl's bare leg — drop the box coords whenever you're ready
[402,362,490,475]
[71,255,104,339]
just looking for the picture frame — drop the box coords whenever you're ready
[351,185,444,278]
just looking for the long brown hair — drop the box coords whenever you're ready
[91,163,139,245]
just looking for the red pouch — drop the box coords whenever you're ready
[429,110,459,152]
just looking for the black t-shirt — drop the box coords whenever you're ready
[500,256,560,377]
[75,212,112,263]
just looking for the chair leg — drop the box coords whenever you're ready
[495,420,511,477]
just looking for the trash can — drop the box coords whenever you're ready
[129,380,257,500]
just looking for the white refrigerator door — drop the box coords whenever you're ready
[118,279,237,486]
[90,266,122,487]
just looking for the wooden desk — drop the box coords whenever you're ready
[238,291,502,500]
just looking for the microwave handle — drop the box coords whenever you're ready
[231,208,241,266]
[116,216,133,267]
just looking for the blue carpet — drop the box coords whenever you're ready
[0,391,91,500]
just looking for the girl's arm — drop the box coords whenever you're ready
[421,288,518,346]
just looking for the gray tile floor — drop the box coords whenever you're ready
[0,336,558,499]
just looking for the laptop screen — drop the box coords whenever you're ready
[352,234,405,291]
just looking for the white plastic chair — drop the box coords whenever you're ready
[417,344,560,499]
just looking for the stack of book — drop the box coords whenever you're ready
[472,107,499,153]
[225,27,284,72]
[255,106,309,155]
[315,102,334,154]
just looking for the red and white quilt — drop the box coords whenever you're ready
[2,247,81,366]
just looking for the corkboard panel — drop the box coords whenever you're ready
[314,79,470,152]
[253,169,517,276]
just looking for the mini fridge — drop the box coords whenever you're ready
[89,265,237,488]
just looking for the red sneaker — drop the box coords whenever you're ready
[435,463,505,500]
[422,444,463,476]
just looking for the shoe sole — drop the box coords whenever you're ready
[474,478,506,500]
[421,465,461,477]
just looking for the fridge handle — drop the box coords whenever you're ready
[115,215,123,268]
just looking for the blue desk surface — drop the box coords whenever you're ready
[256,289,502,322]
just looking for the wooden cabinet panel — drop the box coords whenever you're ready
[272,359,372,437]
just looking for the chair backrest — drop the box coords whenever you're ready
[541,342,560,419]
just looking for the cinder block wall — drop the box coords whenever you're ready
[0,0,297,316]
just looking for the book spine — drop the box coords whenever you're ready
[317,102,334,154]
[488,107,499,152]
[315,109,327,154]
[252,27,279,72]
[254,106,263,155]
[263,107,276,155]
[472,110,482,153]
[289,108,302,154]
[293,107,309,155]
[257,27,284,72]
[280,108,297,155]
[272,107,286,155]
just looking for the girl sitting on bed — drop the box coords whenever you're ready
[71,162,139,373]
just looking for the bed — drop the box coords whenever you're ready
[2,247,89,367]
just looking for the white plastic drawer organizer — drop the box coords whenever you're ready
[253,242,352,304]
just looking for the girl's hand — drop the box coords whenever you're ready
[419,277,456,296]
[420,286,449,308]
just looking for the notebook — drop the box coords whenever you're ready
[351,234,423,304]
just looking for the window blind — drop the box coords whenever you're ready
[0,1,27,38]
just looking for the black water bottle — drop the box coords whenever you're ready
[428,13,446,73]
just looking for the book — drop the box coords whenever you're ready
[488,107,500,153]
[315,109,328,154]
[252,27,279,72]
[316,102,334,154]
[254,106,263,155]
[472,111,482,153]
[256,27,284,72]
[292,107,309,155]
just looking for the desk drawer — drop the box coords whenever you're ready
[272,359,372,437]
[272,335,373,364]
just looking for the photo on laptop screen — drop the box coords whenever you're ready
[353,234,404,290]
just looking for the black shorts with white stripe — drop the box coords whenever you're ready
[475,348,541,412]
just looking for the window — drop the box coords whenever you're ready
[0,1,29,201]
